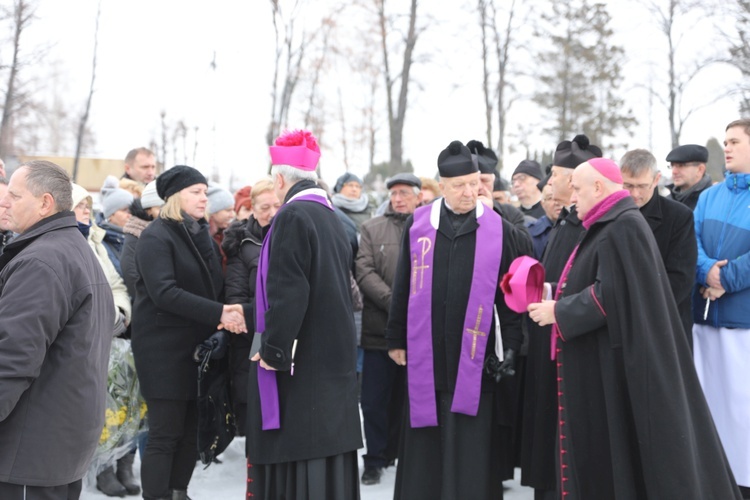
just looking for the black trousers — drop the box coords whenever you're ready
[0,480,82,500]
[141,398,198,499]
[360,348,405,469]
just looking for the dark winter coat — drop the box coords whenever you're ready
[356,205,409,350]
[639,191,697,347]
[221,215,263,427]
[386,201,524,394]
[131,215,224,401]
[120,216,151,299]
[552,196,740,499]
[0,212,114,486]
[527,215,553,260]
[521,205,585,491]
[246,180,362,464]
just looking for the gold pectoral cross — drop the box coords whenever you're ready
[411,236,432,295]
[466,305,486,359]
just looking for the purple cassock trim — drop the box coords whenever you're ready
[406,201,503,427]
[255,191,332,430]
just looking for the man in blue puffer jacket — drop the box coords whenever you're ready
[693,118,750,499]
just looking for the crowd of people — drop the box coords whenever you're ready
[0,119,748,500]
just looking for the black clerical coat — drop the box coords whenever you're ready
[639,190,697,347]
[385,200,524,499]
[520,205,584,491]
[552,197,740,499]
[246,180,362,464]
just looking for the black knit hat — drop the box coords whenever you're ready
[334,172,364,193]
[553,134,602,169]
[437,140,478,178]
[494,177,509,192]
[156,165,208,200]
[466,140,498,174]
[512,159,543,180]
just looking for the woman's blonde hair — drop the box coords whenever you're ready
[251,178,275,204]
[159,193,184,222]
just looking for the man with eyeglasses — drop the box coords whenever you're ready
[665,144,713,210]
[356,173,422,486]
[621,148,697,347]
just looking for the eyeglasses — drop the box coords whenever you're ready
[389,189,415,198]
[668,162,701,169]
[623,182,654,192]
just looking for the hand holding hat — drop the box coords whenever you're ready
[500,256,546,313]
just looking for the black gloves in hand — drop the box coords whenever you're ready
[194,330,229,361]
[497,348,517,378]
[483,348,517,383]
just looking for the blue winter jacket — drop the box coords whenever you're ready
[693,173,750,328]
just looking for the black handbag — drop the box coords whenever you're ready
[194,340,236,466]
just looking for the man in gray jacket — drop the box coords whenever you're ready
[356,173,423,485]
[0,161,114,499]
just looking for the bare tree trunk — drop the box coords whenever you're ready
[478,0,493,150]
[160,110,167,174]
[0,0,34,158]
[491,0,517,172]
[72,0,101,182]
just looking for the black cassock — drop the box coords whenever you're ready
[386,201,524,500]
[552,196,740,499]
[520,205,584,492]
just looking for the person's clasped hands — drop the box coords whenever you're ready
[219,304,247,334]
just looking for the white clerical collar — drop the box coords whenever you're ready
[434,197,483,229]
[287,187,332,207]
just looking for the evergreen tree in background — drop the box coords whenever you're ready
[532,0,636,150]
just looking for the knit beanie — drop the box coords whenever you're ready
[140,180,164,209]
[207,183,235,214]
[100,175,134,219]
[156,165,208,200]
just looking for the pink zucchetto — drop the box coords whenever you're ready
[587,157,623,184]
[269,129,321,171]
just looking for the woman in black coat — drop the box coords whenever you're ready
[221,178,280,437]
[131,166,246,500]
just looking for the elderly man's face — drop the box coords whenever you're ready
[549,166,574,205]
[339,181,362,200]
[570,168,598,219]
[512,173,542,206]
[0,167,46,234]
[389,183,422,214]
[439,172,480,214]
[478,173,495,197]
[541,185,562,222]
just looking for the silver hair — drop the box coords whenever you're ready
[19,160,73,211]
[620,149,658,177]
[271,164,318,184]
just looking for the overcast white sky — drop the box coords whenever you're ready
[32,0,742,189]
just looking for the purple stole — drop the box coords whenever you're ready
[406,200,503,428]
[255,189,333,430]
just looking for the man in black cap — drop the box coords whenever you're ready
[520,134,601,500]
[666,144,712,210]
[620,148,697,348]
[386,140,525,499]
[466,139,533,253]
[356,173,422,486]
[512,159,545,219]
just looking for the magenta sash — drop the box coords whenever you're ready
[255,190,332,430]
[406,201,503,427]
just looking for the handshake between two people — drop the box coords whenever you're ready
[219,304,248,334]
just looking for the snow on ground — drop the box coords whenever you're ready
[81,415,534,500]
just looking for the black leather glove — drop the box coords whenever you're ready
[194,330,229,361]
[497,348,517,379]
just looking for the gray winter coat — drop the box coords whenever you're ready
[0,212,114,486]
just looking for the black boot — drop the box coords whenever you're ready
[171,489,192,500]
[96,466,127,497]
[116,452,141,495]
